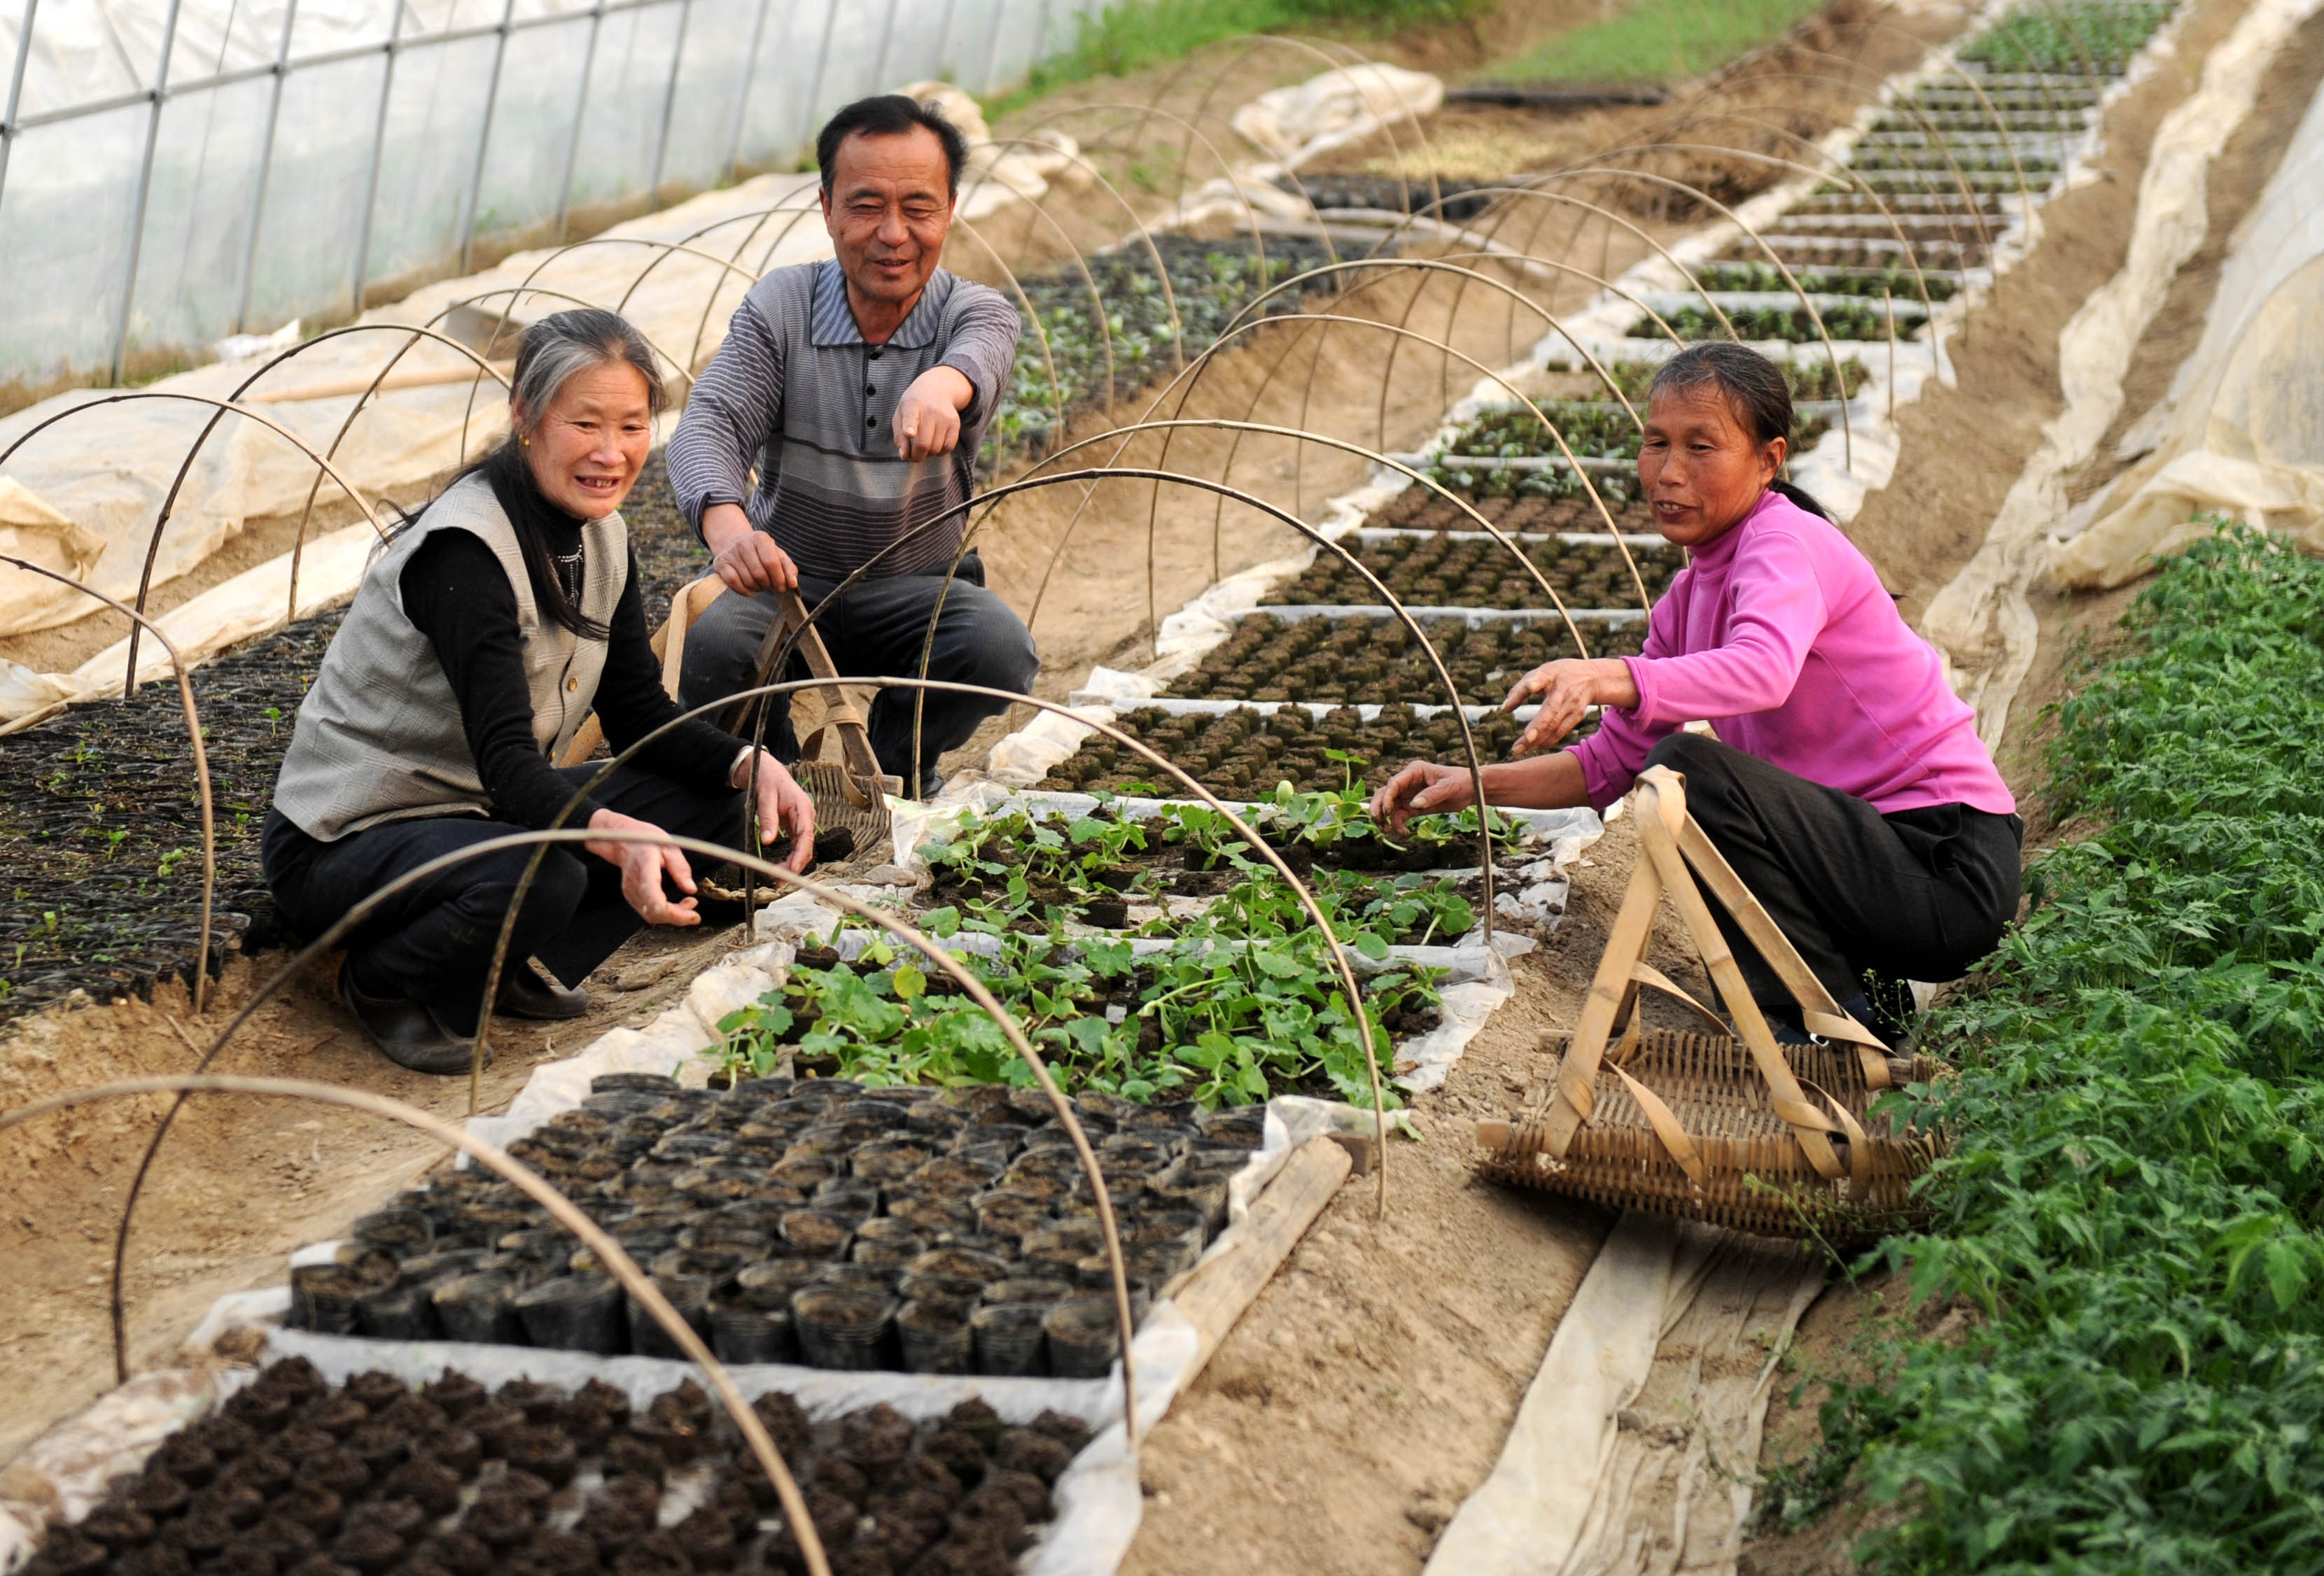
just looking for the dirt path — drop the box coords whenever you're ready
[1120,815,1744,1576]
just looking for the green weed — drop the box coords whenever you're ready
[1787,526,2324,1570]
[984,0,1486,118]
[1494,0,1828,85]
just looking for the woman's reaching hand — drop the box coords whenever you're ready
[586,808,703,927]
[733,748,817,873]
[1500,656,1642,755]
[1370,761,1478,836]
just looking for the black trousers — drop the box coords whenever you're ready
[675,553,1039,793]
[1644,733,2022,1018]
[262,765,743,1034]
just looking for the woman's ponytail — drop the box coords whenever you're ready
[1768,478,1831,520]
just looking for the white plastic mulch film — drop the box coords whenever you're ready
[2048,39,2324,586]
[0,0,1113,386]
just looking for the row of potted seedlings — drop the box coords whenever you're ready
[22,1356,1082,1576]
[288,1071,1264,1381]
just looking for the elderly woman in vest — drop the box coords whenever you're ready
[266,309,816,1074]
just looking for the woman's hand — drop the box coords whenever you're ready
[1501,656,1641,756]
[1370,761,1478,836]
[733,749,817,873]
[585,808,702,927]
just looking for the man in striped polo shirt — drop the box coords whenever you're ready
[670,94,1037,795]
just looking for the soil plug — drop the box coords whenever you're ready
[1040,1300,1121,1381]
[792,1286,899,1370]
[897,1299,974,1374]
[512,1275,626,1355]
[708,1300,798,1364]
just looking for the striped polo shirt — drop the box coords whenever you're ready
[667,258,1020,581]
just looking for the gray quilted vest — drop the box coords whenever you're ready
[273,470,626,840]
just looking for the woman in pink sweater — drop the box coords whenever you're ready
[1372,343,2021,1040]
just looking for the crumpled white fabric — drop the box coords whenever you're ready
[1229,64,1444,170]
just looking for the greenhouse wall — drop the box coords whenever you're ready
[0,0,1110,384]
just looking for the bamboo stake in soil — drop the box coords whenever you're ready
[0,1075,835,1576]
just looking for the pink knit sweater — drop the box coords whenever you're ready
[1568,490,2015,817]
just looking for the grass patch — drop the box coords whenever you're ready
[1778,526,2324,1568]
[1494,0,1826,84]
[982,0,1486,119]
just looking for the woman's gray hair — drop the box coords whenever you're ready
[508,307,666,431]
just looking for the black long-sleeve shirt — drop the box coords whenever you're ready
[398,527,741,829]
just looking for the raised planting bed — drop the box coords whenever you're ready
[1032,703,1593,803]
[1539,356,1868,403]
[1846,147,2062,176]
[1364,484,1660,534]
[276,1070,1275,1375]
[1690,262,1962,302]
[983,234,1334,462]
[0,456,731,1026]
[13,1354,1083,1576]
[1956,0,2174,73]
[1629,303,1923,344]
[1163,611,1647,707]
[1740,237,1987,272]
[1263,531,1680,612]
[1268,172,1498,222]
[1433,402,1835,471]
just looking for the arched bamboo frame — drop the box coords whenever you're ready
[0,393,391,695]
[103,830,1144,1444]
[1,1073,838,1576]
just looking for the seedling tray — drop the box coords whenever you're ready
[272,1073,1266,1384]
[1362,488,1660,534]
[1267,528,1679,612]
[1161,610,1648,707]
[14,1353,1100,1576]
[1031,703,1595,801]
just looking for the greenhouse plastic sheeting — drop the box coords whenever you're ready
[1914,0,2322,745]
[0,0,1116,384]
[0,166,817,646]
[2048,62,2324,585]
[0,83,1088,672]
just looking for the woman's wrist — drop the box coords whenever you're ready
[1592,656,1642,710]
[729,745,769,789]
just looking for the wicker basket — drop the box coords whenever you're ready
[1477,1029,1941,1246]
[1471,765,1947,1247]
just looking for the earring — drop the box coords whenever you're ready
[522,437,530,446]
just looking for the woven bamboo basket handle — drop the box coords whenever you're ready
[1634,770,1846,1181]
[1540,846,1668,1154]
[1606,962,1728,1066]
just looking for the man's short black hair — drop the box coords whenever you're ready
[816,94,969,197]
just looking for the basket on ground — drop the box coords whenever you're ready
[1473,766,1945,1248]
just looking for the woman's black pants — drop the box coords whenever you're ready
[1641,733,2022,1024]
[262,765,744,1034]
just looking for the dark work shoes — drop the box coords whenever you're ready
[494,961,592,1021]
[337,960,488,1076]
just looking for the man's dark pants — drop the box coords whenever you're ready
[262,764,743,1034]
[676,554,1039,792]
[1643,733,2022,1027]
